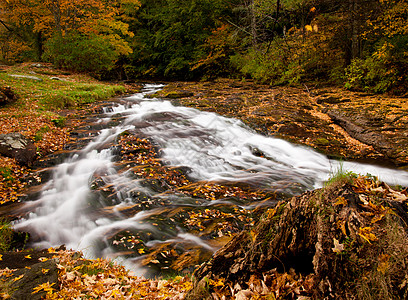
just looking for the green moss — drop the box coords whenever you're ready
[51,116,66,128]
[0,167,14,182]
[34,126,51,141]
[315,137,330,146]
[0,66,125,112]
[0,218,13,251]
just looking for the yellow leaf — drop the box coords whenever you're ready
[138,248,145,254]
[0,254,2,261]
[0,293,10,299]
[38,257,49,262]
[337,219,347,236]
[305,25,313,32]
[24,255,32,259]
[358,227,378,244]
[42,268,50,274]
[371,214,385,223]
[13,274,24,282]
[209,278,224,287]
[334,196,347,206]
[32,282,55,294]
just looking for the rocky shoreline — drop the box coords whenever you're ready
[154,79,408,168]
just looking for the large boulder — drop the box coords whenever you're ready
[8,259,59,300]
[0,133,37,166]
[0,86,18,106]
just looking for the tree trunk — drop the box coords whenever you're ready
[34,31,44,61]
[249,0,258,47]
[350,0,361,59]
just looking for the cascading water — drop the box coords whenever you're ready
[14,84,408,276]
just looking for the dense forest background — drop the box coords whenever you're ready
[1,0,407,94]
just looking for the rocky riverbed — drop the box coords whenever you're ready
[1,78,407,299]
[154,79,408,168]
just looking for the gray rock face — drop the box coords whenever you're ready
[0,133,36,166]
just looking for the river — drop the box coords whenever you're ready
[13,84,408,276]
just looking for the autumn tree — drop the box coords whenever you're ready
[343,0,408,93]
[0,0,140,75]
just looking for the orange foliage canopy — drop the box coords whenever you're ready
[1,0,140,38]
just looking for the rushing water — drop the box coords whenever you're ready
[14,84,408,275]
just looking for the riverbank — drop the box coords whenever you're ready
[0,63,135,206]
[154,79,408,168]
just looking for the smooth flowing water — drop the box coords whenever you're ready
[14,84,408,275]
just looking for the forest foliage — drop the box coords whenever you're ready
[1,0,408,93]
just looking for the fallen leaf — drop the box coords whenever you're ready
[332,238,345,253]
[32,282,55,294]
[358,227,378,244]
[13,274,24,282]
[377,254,390,274]
[334,196,347,206]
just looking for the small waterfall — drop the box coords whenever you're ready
[14,84,408,276]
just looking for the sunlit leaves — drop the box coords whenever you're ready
[32,282,55,295]
[358,226,378,244]
[40,248,191,299]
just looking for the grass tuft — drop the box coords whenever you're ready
[325,163,357,187]
[0,218,13,251]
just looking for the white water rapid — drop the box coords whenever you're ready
[14,84,408,275]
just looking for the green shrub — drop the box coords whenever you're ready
[43,33,121,76]
[345,37,408,94]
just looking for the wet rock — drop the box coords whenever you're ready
[0,133,36,166]
[277,123,310,138]
[9,259,59,300]
[328,110,393,157]
[163,90,194,99]
[317,95,350,104]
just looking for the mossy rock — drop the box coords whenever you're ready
[315,137,330,146]
[164,90,194,99]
